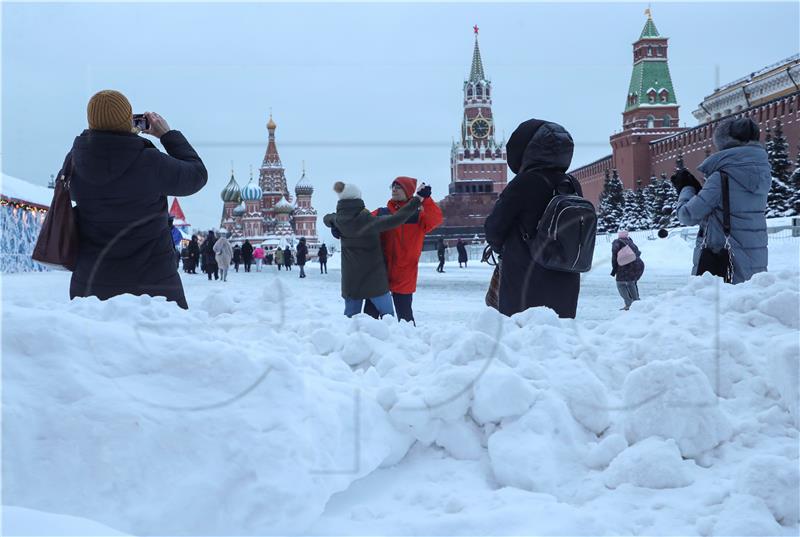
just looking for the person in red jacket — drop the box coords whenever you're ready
[363,176,443,323]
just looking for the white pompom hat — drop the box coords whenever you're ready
[333,181,362,200]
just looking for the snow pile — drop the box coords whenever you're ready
[3,259,799,535]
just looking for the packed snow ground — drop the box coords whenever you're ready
[2,229,799,536]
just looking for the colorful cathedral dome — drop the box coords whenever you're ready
[232,201,246,217]
[221,174,241,203]
[274,196,294,214]
[241,179,263,201]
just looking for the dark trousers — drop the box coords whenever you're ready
[364,292,414,324]
[234,262,240,273]
[299,265,306,278]
[437,258,445,272]
[244,260,252,272]
[285,263,292,271]
[207,267,219,280]
[320,260,327,274]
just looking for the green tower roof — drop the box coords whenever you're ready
[625,15,677,112]
[639,16,660,39]
[469,33,486,82]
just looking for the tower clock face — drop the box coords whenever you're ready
[471,118,490,139]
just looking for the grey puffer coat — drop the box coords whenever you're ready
[675,143,771,284]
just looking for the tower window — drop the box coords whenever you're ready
[659,89,669,103]
[476,85,483,97]
[663,114,672,127]
[646,115,655,128]
[647,46,652,56]
[648,90,657,103]
[467,86,473,98]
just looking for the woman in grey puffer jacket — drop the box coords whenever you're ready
[672,117,771,284]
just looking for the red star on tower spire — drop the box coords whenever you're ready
[473,24,479,35]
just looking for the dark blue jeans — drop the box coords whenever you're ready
[364,292,414,323]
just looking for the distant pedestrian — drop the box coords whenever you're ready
[213,234,234,282]
[323,180,424,318]
[296,237,308,278]
[457,239,468,268]
[672,117,770,284]
[188,235,200,274]
[610,230,645,310]
[318,243,329,274]
[169,217,183,269]
[283,246,293,271]
[202,231,219,281]
[254,245,265,271]
[275,247,284,270]
[241,240,254,272]
[232,244,242,272]
[436,238,447,273]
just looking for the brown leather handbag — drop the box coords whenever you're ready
[32,153,79,271]
[482,245,500,310]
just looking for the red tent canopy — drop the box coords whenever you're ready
[169,197,190,227]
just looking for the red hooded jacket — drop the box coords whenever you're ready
[372,176,443,294]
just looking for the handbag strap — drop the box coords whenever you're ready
[720,171,731,237]
[59,152,74,190]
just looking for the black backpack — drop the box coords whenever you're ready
[521,174,597,273]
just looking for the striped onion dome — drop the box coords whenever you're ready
[241,179,263,201]
[220,174,241,203]
[232,201,246,216]
[273,196,294,214]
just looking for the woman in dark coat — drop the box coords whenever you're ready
[296,237,308,279]
[187,235,200,274]
[436,238,447,273]
[232,244,242,272]
[201,231,219,281]
[283,246,293,271]
[241,240,254,272]
[456,239,468,268]
[68,93,207,309]
[485,119,582,319]
[610,230,645,310]
[318,243,329,274]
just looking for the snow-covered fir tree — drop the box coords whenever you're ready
[790,143,800,214]
[632,180,652,230]
[765,124,795,217]
[620,188,638,231]
[598,169,625,233]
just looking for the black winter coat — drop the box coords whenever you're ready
[283,247,293,266]
[188,239,200,263]
[232,246,242,264]
[241,242,254,262]
[457,242,468,263]
[318,244,328,261]
[324,197,420,299]
[69,130,207,309]
[296,242,308,266]
[610,238,645,282]
[485,119,581,319]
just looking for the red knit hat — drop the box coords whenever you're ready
[392,176,418,199]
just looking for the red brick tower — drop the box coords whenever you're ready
[292,163,318,245]
[610,10,684,188]
[259,114,291,210]
[436,26,508,242]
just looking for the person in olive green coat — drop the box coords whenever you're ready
[274,247,284,270]
[323,181,424,318]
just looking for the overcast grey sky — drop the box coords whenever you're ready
[3,2,798,239]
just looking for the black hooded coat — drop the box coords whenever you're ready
[484,120,582,319]
[68,130,207,309]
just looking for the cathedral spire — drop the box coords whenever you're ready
[469,25,485,82]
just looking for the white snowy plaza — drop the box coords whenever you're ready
[3,228,799,536]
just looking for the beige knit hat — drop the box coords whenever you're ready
[87,90,133,132]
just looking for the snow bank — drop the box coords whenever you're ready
[2,506,130,536]
[4,249,799,535]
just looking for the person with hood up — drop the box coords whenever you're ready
[672,117,770,284]
[201,230,219,281]
[456,239,468,268]
[296,237,308,279]
[485,119,583,319]
[213,233,233,282]
[610,230,645,310]
[274,246,284,270]
[363,176,442,323]
[323,180,424,318]
[241,239,254,272]
[283,246,293,271]
[232,244,242,272]
[67,90,207,309]
[187,235,200,274]
[318,243,329,274]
